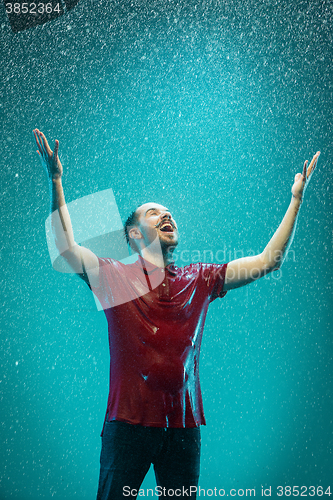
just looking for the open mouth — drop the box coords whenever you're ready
[159,222,174,233]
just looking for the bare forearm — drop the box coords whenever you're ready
[49,177,76,251]
[261,195,302,269]
[48,177,99,278]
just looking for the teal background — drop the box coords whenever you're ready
[0,0,332,498]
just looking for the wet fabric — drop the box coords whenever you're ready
[96,420,201,500]
[90,256,228,431]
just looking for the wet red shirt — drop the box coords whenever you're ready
[90,256,228,430]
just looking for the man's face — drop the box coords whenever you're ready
[134,202,179,251]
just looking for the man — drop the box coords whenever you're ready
[33,128,320,499]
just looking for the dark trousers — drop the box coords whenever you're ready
[96,420,201,500]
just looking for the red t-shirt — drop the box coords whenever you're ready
[90,256,228,431]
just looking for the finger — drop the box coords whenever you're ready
[53,139,59,159]
[302,160,308,180]
[34,129,47,156]
[295,173,302,182]
[37,129,52,156]
[307,160,316,178]
[33,130,44,156]
[307,151,320,178]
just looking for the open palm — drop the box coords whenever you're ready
[292,151,320,200]
[33,129,63,180]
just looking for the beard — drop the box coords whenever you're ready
[160,237,178,263]
[140,225,178,262]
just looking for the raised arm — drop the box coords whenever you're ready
[33,129,99,287]
[223,152,320,291]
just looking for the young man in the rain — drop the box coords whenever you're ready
[33,129,319,499]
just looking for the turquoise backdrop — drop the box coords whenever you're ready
[1,0,332,498]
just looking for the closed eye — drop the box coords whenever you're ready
[145,208,170,217]
[145,209,158,216]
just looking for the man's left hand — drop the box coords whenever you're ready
[292,151,320,201]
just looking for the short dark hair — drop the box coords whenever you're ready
[124,208,140,252]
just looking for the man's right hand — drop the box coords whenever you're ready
[33,129,63,181]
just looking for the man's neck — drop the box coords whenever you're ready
[140,247,174,268]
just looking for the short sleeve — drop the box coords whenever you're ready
[88,257,155,311]
[203,263,229,302]
[87,257,121,311]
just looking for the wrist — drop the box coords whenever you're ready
[49,176,63,196]
[291,194,302,208]
[51,175,62,185]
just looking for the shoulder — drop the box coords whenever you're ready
[176,262,227,280]
[180,262,227,274]
[95,258,138,286]
[175,262,202,277]
[175,262,228,301]
[98,257,134,271]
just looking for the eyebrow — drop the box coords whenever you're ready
[145,207,169,216]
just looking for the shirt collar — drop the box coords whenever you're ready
[137,255,178,276]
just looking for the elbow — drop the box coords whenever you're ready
[260,250,284,274]
[53,233,77,254]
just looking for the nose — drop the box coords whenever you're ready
[161,212,171,220]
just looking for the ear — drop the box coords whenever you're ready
[128,227,142,241]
